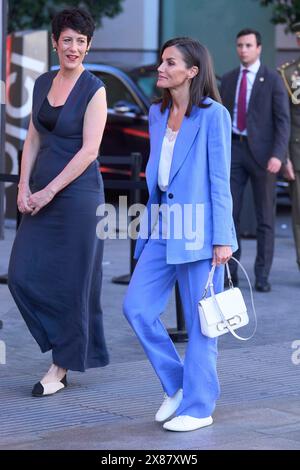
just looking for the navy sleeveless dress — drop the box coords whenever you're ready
[8,70,109,372]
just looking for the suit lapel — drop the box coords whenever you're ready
[168,110,200,186]
[227,69,240,116]
[248,64,265,112]
[147,105,200,191]
[147,106,169,195]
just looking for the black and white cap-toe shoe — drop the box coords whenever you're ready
[32,375,67,397]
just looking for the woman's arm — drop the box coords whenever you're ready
[17,117,40,214]
[29,86,107,216]
[207,106,234,241]
[208,105,234,265]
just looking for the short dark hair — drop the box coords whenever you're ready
[236,29,262,46]
[157,37,221,115]
[51,8,95,45]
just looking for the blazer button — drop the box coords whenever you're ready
[168,193,174,199]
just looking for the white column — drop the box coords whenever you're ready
[92,0,160,66]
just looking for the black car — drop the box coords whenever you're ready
[51,63,290,206]
[52,62,157,176]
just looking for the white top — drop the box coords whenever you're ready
[232,59,261,136]
[158,126,178,191]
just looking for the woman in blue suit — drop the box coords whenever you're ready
[123,37,237,432]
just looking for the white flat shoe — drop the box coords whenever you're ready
[32,374,67,397]
[155,389,183,422]
[163,415,213,432]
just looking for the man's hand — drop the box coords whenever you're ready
[267,156,282,174]
[28,187,55,216]
[212,245,233,266]
[282,157,295,181]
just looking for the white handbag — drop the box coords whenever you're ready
[198,257,257,341]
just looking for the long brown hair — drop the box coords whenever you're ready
[157,37,221,116]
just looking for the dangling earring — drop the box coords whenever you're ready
[53,47,57,52]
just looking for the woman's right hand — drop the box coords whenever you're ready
[17,183,33,214]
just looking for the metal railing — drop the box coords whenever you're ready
[0,153,187,341]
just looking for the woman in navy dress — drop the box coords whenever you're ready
[8,8,109,396]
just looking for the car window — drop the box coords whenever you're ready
[132,75,158,101]
[93,71,137,109]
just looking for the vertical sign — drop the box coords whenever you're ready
[0,0,7,238]
[5,30,49,218]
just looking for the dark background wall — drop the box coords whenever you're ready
[161,0,274,76]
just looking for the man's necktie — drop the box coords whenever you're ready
[237,69,248,132]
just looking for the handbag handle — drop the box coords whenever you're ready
[202,257,257,341]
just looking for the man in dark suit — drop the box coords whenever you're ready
[221,28,290,292]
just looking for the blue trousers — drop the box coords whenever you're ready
[123,233,224,418]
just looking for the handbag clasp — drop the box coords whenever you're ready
[216,315,241,332]
[217,322,228,332]
[228,315,241,327]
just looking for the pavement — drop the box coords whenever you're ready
[0,206,300,451]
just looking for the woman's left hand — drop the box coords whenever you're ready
[28,187,55,216]
[212,245,232,266]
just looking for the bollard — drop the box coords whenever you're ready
[112,152,142,285]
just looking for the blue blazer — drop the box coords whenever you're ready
[135,99,238,264]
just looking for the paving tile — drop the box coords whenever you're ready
[1,211,300,450]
